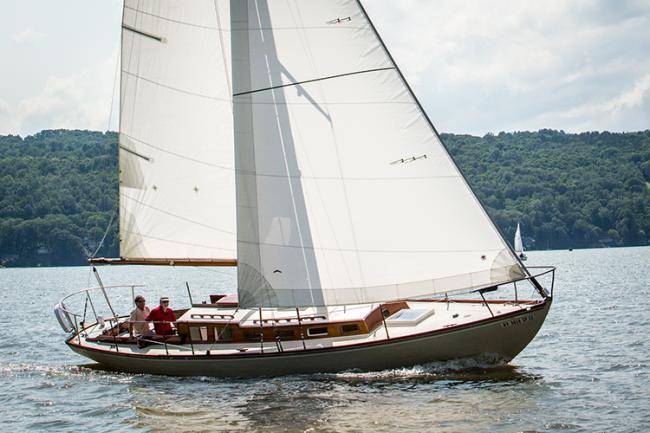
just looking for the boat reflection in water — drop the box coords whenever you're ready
[113,361,544,433]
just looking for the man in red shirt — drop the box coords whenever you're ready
[146,296,176,335]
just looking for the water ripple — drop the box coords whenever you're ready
[1,248,649,432]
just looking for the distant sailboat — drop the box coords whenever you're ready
[54,0,554,377]
[514,223,528,261]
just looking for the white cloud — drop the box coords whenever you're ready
[364,0,650,134]
[0,50,119,136]
[610,74,650,111]
[514,74,650,132]
[2,1,648,136]
[0,99,13,132]
[10,27,45,43]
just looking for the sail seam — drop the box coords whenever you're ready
[238,25,366,31]
[354,0,527,278]
[123,230,237,252]
[121,133,233,170]
[236,101,414,106]
[121,131,458,179]
[238,172,460,180]
[236,239,505,254]
[124,5,223,31]
[123,7,365,32]
[240,264,525,307]
[122,70,231,102]
[233,67,395,96]
[120,193,236,235]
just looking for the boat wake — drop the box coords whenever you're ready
[0,362,135,383]
[319,355,542,384]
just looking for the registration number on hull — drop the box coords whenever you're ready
[501,313,535,328]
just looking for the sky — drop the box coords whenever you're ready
[1,0,649,137]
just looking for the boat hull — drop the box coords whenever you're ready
[66,298,551,377]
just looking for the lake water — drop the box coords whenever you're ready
[1,247,648,432]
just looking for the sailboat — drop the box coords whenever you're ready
[54,0,554,377]
[514,223,528,261]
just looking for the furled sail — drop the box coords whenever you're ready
[119,0,236,260]
[231,0,525,308]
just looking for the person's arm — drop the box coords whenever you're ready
[143,307,151,332]
[169,309,177,329]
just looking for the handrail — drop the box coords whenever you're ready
[526,266,556,298]
[60,284,146,309]
[466,265,555,298]
[58,266,556,344]
[58,267,556,320]
[57,284,149,337]
[407,265,556,302]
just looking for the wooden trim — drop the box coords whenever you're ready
[104,302,410,346]
[89,257,237,266]
[66,298,551,360]
[365,301,404,333]
[175,302,408,344]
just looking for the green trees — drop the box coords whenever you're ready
[0,128,648,267]
[443,129,650,250]
[0,130,118,266]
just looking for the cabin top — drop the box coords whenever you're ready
[177,299,390,326]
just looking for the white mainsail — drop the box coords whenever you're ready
[119,0,236,260]
[514,223,525,255]
[231,0,524,308]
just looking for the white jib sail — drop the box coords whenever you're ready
[514,223,524,255]
[231,0,525,308]
[119,0,236,259]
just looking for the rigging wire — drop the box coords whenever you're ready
[206,306,240,353]
[90,208,118,260]
[107,36,121,132]
[85,13,121,268]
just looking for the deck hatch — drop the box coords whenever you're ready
[385,308,435,326]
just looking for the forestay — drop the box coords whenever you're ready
[119,0,236,259]
[231,0,525,308]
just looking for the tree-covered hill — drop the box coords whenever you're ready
[0,130,118,266]
[443,129,650,250]
[0,129,648,267]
